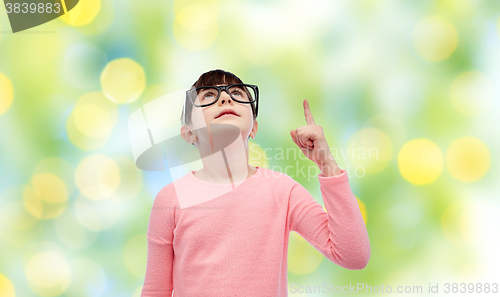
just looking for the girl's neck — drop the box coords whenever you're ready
[194,129,255,184]
[194,164,258,184]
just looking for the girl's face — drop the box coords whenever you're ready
[189,84,257,143]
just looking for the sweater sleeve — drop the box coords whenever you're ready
[288,169,371,270]
[141,187,176,297]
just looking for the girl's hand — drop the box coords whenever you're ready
[290,100,342,177]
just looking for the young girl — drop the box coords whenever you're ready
[140,69,370,296]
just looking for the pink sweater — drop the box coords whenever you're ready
[141,166,370,297]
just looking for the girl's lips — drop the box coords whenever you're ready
[216,113,239,119]
[215,108,239,118]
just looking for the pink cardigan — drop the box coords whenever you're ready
[141,166,370,297]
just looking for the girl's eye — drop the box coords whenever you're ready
[231,91,242,96]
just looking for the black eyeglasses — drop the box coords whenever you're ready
[185,83,259,118]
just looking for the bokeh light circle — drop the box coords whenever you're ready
[248,141,269,168]
[287,231,324,275]
[66,92,118,150]
[445,137,490,182]
[413,15,458,61]
[450,71,495,117]
[0,274,15,297]
[173,5,218,51]
[73,104,114,138]
[33,157,76,196]
[24,174,69,220]
[346,127,392,174]
[75,154,121,200]
[0,72,14,116]
[123,233,147,278]
[31,173,68,204]
[25,251,71,297]
[66,118,108,151]
[60,0,101,26]
[100,58,146,104]
[398,138,443,185]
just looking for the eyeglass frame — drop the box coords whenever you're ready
[184,83,259,124]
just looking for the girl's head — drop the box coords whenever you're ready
[180,69,258,148]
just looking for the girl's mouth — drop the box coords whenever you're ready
[215,109,239,118]
[216,114,239,119]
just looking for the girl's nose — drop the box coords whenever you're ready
[219,91,232,104]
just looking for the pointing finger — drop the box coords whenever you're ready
[303,99,316,126]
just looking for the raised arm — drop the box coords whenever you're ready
[141,188,175,297]
[288,99,370,269]
[288,170,371,270]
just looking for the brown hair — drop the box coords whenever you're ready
[180,69,257,126]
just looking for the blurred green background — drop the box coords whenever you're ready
[1,0,500,296]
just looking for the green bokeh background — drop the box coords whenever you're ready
[1,0,499,296]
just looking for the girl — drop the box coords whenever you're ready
[141,69,370,297]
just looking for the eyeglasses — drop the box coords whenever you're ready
[185,83,259,118]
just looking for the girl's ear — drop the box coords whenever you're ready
[180,125,197,144]
[250,120,258,139]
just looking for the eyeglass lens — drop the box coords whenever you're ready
[190,85,256,107]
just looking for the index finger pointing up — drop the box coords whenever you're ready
[303,99,316,125]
